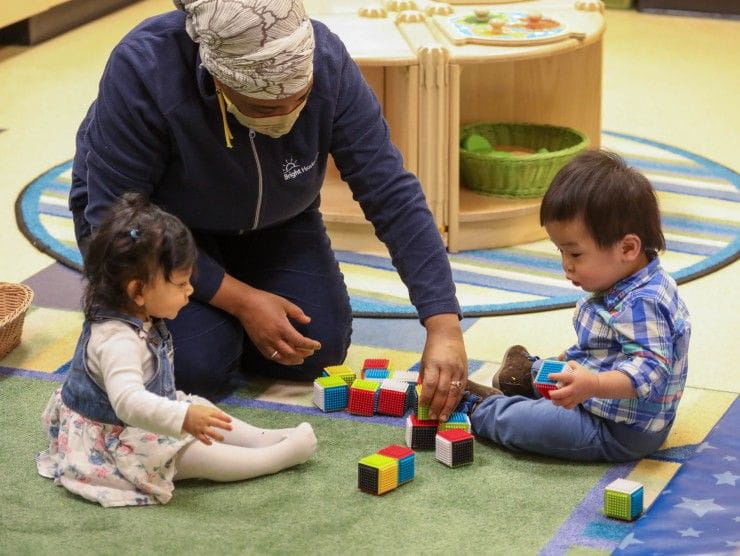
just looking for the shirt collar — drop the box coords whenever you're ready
[600,254,661,309]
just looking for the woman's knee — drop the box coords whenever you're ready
[168,301,246,400]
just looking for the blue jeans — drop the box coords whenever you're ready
[470,360,670,462]
[166,209,353,400]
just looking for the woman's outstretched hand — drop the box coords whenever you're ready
[419,313,468,422]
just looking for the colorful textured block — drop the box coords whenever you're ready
[322,364,357,386]
[377,379,408,416]
[312,376,348,412]
[534,359,566,399]
[362,358,390,370]
[377,444,416,484]
[348,379,380,416]
[404,382,417,412]
[358,453,399,495]
[405,415,438,450]
[363,368,392,381]
[437,411,471,432]
[415,384,432,419]
[435,429,475,467]
[391,370,419,384]
[604,478,644,521]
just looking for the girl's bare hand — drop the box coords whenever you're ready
[182,405,233,445]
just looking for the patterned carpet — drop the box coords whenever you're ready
[15,132,740,317]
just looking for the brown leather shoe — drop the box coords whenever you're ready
[492,345,535,397]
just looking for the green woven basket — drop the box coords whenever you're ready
[459,122,589,198]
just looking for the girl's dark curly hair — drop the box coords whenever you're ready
[82,192,197,320]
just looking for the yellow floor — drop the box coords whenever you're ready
[0,1,738,393]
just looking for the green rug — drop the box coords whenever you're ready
[0,375,610,554]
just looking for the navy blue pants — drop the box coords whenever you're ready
[166,209,353,400]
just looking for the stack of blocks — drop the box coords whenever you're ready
[603,478,644,520]
[407,392,472,451]
[405,415,439,449]
[312,376,348,412]
[435,429,475,467]
[314,358,421,417]
[534,360,566,399]
[358,444,416,495]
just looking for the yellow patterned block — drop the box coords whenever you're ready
[323,364,356,386]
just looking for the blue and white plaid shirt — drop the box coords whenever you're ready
[563,256,691,433]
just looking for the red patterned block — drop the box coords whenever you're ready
[348,386,377,416]
[377,379,408,417]
[362,358,390,370]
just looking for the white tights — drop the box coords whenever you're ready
[174,401,317,482]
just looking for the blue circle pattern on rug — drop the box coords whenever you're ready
[15,132,740,317]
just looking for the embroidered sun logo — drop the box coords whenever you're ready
[282,158,299,175]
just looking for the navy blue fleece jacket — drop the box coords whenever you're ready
[69,11,460,321]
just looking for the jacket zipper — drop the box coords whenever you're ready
[249,129,263,229]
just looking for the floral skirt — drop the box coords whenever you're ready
[36,388,198,507]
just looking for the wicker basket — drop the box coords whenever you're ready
[459,122,589,198]
[0,283,34,359]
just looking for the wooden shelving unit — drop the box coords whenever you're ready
[307,1,606,253]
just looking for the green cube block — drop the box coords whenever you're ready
[604,478,644,520]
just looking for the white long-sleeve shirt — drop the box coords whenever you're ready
[86,320,189,437]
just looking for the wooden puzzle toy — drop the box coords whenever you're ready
[348,379,380,416]
[322,364,356,386]
[304,3,603,253]
[405,415,439,450]
[435,429,475,467]
[534,359,567,399]
[312,376,349,412]
[377,379,409,417]
[377,444,416,485]
[603,479,644,521]
[432,10,584,47]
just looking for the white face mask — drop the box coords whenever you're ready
[222,90,306,139]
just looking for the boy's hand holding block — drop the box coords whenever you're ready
[533,359,567,399]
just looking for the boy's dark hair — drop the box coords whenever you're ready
[82,192,197,320]
[540,150,665,251]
